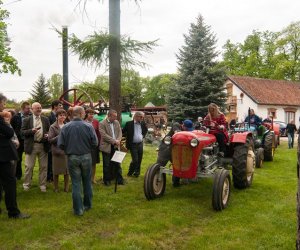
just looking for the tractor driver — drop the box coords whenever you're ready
[203,103,228,156]
[244,109,262,127]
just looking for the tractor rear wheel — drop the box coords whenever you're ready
[264,132,275,161]
[232,138,255,189]
[212,169,231,211]
[255,147,264,168]
[144,163,166,200]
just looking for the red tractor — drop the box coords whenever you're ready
[144,121,255,211]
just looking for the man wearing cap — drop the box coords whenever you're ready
[182,119,194,131]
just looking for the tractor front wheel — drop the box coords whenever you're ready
[255,147,264,168]
[232,138,255,189]
[212,169,231,211]
[144,163,166,200]
[264,132,276,161]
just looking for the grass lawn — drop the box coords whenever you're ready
[0,140,297,249]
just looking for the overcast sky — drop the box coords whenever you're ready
[2,0,300,101]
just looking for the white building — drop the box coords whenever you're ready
[225,76,300,128]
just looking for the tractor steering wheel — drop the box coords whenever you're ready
[202,120,226,133]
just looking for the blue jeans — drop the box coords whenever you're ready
[288,133,295,148]
[67,154,93,215]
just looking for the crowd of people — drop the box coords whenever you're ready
[0,95,150,217]
[0,95,298,218]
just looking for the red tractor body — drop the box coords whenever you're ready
[144,124,256,211]
[172,131,216,178]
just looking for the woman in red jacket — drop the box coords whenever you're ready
[204,103,229,156]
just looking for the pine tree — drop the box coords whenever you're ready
[167,15,226,122]
[30,74,51,107]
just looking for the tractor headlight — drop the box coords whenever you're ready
[163,136,171,145]
[190,138,199,147]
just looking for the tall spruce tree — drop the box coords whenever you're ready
[167,15,226,121]
[30,74,51,107]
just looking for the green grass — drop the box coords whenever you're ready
[0,141,297,249]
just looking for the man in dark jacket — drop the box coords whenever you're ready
[244,109,262,127]
[10,101,31,180]
[123,111,148,177]
[0,93,30,219]
[21,102,50,192]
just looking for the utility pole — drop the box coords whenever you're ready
[62,26,69,110]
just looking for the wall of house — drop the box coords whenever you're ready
[258,105,300,128]
[232,84,300,128]
[230,83,300,127]
[231,84,259,122]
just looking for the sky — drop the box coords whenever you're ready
[1,0,300,101]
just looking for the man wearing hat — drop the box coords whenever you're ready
[183,119,194,131]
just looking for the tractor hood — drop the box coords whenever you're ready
[171,130,216,178]
[172,130,216,146]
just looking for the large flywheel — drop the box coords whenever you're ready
[59,88,94,108]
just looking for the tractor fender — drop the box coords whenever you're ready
[272,123,280,136]
[231,132,252,144]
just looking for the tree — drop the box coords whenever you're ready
[72,70,145,106]
[72,75,109,103]
[275,21,300,81]
[0,1,21,75]
[69,0,156,118]
[221,30,279,78]
[221,22,300,81]
[143,73,176,106]
[30,74,51,107]
[167,15,226,121]
[121,69,145,106]
[47,73,63,99]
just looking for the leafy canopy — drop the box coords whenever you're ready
[0,1,21,75]
[68,31,158,70]
[47,73,63,100]
[221,22,300,81]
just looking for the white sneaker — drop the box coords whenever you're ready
[40,186,47,192]
[23,185,30,191]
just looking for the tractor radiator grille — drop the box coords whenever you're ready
[172,144,193,171]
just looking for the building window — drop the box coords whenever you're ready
[285,111,295,123]
[267,108,277,119]
[226,82,233,96]
[283,107,297,123]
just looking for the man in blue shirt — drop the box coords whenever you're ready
[58,106,98,216]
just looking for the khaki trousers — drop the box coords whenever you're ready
[23,143,48,189]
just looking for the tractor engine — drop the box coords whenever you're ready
[199,143,219,170]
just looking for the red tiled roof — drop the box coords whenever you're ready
[228,76,300,106]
